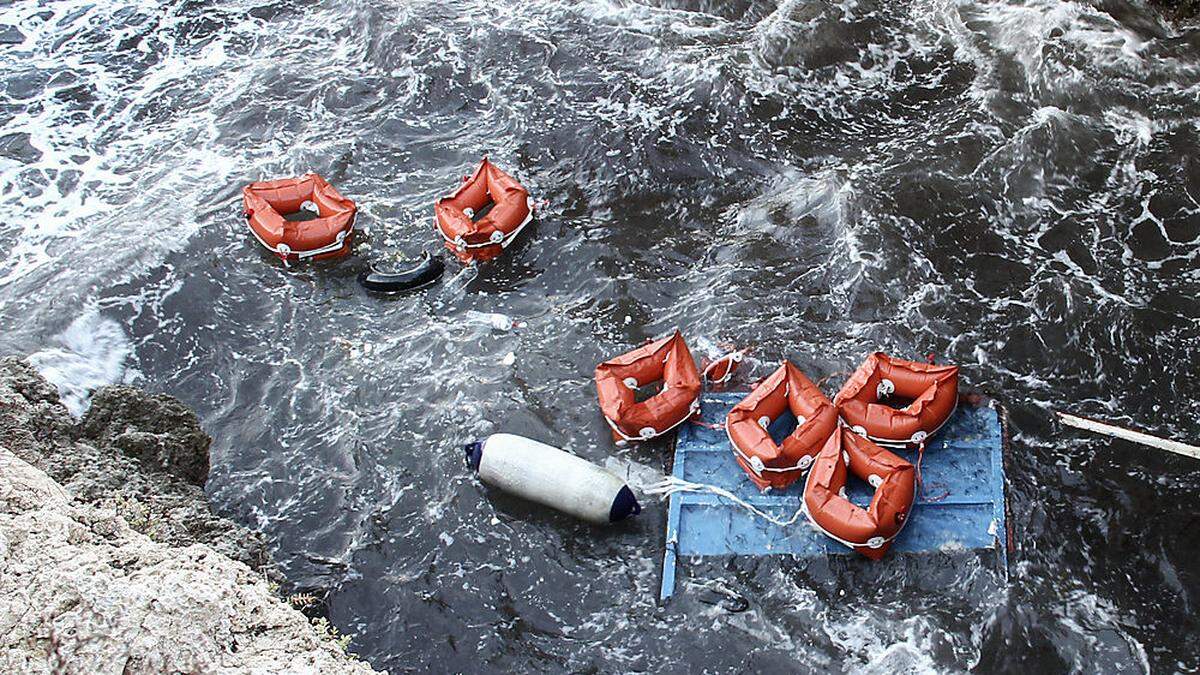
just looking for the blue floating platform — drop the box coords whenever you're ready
[660,393,1010,601]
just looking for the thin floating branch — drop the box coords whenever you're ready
[1056,412,1200,461]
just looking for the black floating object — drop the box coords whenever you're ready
[358,252,445,294]
[696,586,750,613]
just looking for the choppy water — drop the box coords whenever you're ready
[3,0,1199,671]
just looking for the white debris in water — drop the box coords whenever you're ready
[500,352,516,366]
[28,312,132,416]
[602,456,663,491]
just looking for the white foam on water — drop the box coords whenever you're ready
[825,614,943,674]
[2,0,1195,670]
[601,455,662,490]
[27,311,133,416]
[1055,589,1152,672]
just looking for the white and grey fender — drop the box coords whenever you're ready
[465,433,641,524]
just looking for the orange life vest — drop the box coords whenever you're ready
[242,174,356,262]
[435,158,534,264]
[803,428,916,559]
[725,361,838,490]
[594,331,701,445]
[835,352,959,446]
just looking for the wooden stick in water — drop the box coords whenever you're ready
[1056,412,1200,461]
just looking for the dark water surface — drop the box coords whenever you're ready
[3,0,1200,671]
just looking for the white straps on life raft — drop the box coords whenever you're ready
[246,216,355,261]
[724,421,814,476]
[438,196,536,251]
[604,398,701,445]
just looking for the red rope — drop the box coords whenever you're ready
[914,440,950,502]
[915,441,926,492]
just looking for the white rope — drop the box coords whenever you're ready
[644,476,806,528]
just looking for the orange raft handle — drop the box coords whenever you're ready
[701,347,748,387]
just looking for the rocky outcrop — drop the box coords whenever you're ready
[0,358,378,674]
[80,385,213,486]
[0,357,265,569]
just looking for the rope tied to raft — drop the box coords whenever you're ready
[913,440,950,502]
[915,440,926,494]
[644,476,807,528]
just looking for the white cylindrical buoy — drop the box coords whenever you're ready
[465,433,641,524]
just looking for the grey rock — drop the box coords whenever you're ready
[0,448,378,674]
[0,357,263,570]
[0,25,23,45]
[81,385,211,486]
[0,357,379,673]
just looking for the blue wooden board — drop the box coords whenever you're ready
[660,394,1009,601]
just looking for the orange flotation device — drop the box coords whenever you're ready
[595,331,702,445]
[435,157,534,264]
[701,349,746,388]
[803,428,915,559]
[725,361,839,491]
[835,352,959,446]
[243,174,356,262]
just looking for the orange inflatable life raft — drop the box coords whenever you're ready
[595,331,702,446]
[725,361,839,491]
[835,352,959,447]
[702,349,746,388]
[435,157,534,264]
[243,174,356,262]
[803,428,915,560]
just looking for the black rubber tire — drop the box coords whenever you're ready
[357,252,445,294]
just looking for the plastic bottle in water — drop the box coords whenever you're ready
[465,310,522,331]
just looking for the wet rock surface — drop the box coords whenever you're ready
[0,357,378,674]
[81,384,212,486]
[0,357,262,568]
